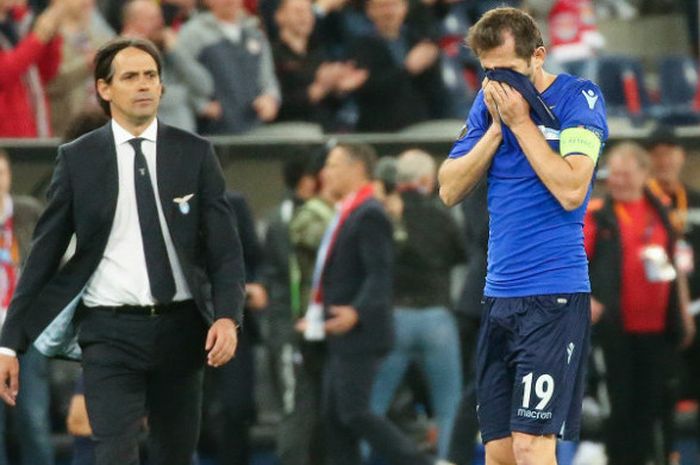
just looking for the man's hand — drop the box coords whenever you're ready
[0,354,19,406]
[205,318,238,367]
[487,81,531,128]
[324,305,359,335]
[33,1,66,43]
[200,100,223,120]
[590,297,605,324]
[334,64,369,93]
[404,42,440,75]
[681,308,697,349]
[245,283,268,310]
[252,94,280,122]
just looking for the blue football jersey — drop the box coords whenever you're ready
[448,73,609,297]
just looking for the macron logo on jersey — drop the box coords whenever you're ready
[582,89,599,110]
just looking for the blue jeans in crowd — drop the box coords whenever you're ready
[371,307,462,458]
[0,345,54,465]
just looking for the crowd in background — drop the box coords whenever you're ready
[1,0,698,139]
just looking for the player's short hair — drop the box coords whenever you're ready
[335,143,378,180]
[466,7,544,61]
[606,141,651,171]
[396,149,436,184]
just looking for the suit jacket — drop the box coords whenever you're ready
[321,198,394,356]
[0,121,246,359]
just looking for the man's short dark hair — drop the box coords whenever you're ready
[336,143,378,179]
[94,37,163,116]
[466,7,544,61]
[646,125,683,151]
[64,109,110,142]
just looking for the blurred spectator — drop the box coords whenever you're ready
[0,0,65,137]
[447,178,488,465]
[645,128,700,459]
[47,0,113,138]
[347,0,449,132]
[161,0,198,29]
[178,0,281,135]
[584,142,694,465]
[205,191,267,465]
[0,150,51,465]
[121,0,218,133]
[683,0,698,58]
[261,153,331,465]
[467,0,521,22]
[272,0,366,130]
[370,149,464,458]
[63,107,109,140]
[546,0,604,77]
[298,143,438,465]
[66,375,94,465]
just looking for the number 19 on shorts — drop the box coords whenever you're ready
[521,373,554,410]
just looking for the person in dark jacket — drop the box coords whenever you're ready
[347,0,448,132]
[298,143,443,465]
[370,149,464,458]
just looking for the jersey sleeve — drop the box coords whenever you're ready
[447,91,490,159]
[558,81,609,161]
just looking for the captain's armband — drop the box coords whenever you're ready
[559,127,602,164]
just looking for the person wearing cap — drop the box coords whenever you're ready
[646,126,700,457]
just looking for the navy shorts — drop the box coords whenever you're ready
[476,293,591,443]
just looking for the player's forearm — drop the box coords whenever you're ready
[510,120,594,211]
[438,125,501,207]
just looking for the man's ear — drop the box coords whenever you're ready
[96,79,111,104]
[533,46,547,69]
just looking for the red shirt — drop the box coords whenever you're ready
[584,197,671,332]
[0,16,62,138]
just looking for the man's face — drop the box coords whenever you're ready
[650,143,685,186]
[606,153,648,202]
[322,147,360,199]
[479,33,538,83]
[367,0,407,36]
[0,159,11,197]
[277,0,315,39]
[206,0,243,21]
[130,1,165,38]
[97,47,162,126]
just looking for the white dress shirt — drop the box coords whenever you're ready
[82,118,191,307]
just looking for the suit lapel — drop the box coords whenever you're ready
[97,123,119,229]
[156,122,179,225]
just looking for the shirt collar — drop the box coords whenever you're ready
[111,118,158,146]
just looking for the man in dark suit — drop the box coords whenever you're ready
[0,38,246,465]
[304,143,438,465]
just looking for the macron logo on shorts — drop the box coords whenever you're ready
[567,342,575,364]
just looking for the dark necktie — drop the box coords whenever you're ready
[128,138,176,304]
